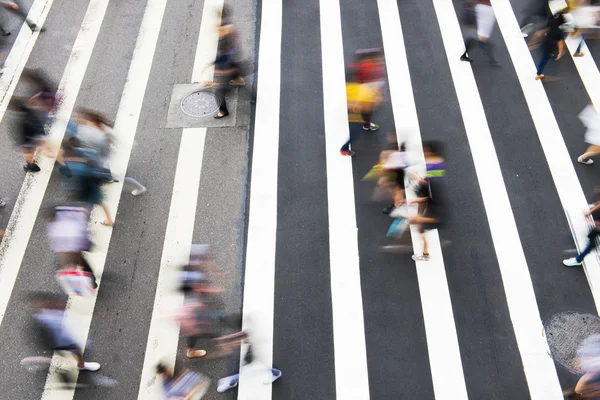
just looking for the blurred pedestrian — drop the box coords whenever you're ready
[534,11,567,80]
[156,363,210,399]
[519,0,551,37]
[75,109,146,195]
[570,2,600,57]
[211,6,246,119]
[0,1,42,36]
[460,0,499,66]
[576,104,600,165]
[381,143,408,215]
[564,334,600,398]
[30,292,101,374]
[57,136,114,226]
[340,76,380,157]
[176,244,226,359]
[10,97,50,172]
[47,206,98,290]
[408,142,447,262]
[563,200,600,267]
[215,330,282,393]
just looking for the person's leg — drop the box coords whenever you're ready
[578,144,600,164]
[217,350,241,392]
[22,147,40,171]
[124,176,146,195]
[340,123,361,156]
[4,1,39,30]
[79,252,98,288]
[564,231,599,266]
[99,202,113,226]
[186,336,207,358]
[574,32,586,56]
[535,48,551,78]
[481,40,498,65]
[461,37,477,61]
[215,88,229,118]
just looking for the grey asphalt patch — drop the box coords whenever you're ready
[166,83,238,128]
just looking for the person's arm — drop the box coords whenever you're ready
[556,39,566,60]
[585,202,600,217]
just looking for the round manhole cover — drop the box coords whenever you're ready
[180,91,220,117]
[544,311,600,373]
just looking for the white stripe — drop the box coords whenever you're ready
[137,0,221,398]
[0,0,109,329]
[319,0,370,398]
[492,0,600,315]
[377,0,468,398]
[136,128,206,400]
[40,0,168,397]
[237,0,281,397]
[0,0,54,122]
[566,37,600,108]
[433,0,563,398]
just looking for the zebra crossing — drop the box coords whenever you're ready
[0,0,598,398]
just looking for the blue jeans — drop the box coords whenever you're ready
[576,230,600,263]
[536,47,553,75]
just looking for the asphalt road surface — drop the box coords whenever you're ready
[0,0,598,398]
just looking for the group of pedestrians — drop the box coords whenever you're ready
[164,244,281,395]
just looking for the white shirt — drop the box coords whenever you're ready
[476,4,496,39]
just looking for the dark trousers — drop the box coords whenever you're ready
[536,47,554,75]
[340,122,364,152]
[576,230,600,263]
[463,38,496,63]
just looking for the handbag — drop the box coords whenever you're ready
[387,218,408,238]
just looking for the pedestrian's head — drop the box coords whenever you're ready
[77,108,112,128]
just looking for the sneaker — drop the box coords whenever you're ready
[264,368,282,384]
[131,186,147,196]
[578,155,594,165]
[340,150,355,157]
[460,54,472,62]
[77,362,101,372]
[412,254,430,261]
[574,52,584,57]
[217,375,239,393]
[362,122,379,131]
[563,257,582,267]
[0,199,5,207]
[24,163,40,172]
[535,74,544,80]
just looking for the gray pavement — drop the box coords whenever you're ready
[0,0,598,398]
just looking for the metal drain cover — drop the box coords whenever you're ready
[180,90,220,117]
[544,311,600,374]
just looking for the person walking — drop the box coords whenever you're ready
[340,78,379,157]
[563,201,600,267]
[460,0,499,66]
[10,97,50,172]
[75,109,146,195]
[30,292,101,374]
[534,11,567,80]
[408,142,448,262]
[215,330,282,393]
[0,1,42,36]
[576,104,600,165]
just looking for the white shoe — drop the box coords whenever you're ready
[264,368,282,384]
[578,155,594,165]
[563,257,582,267]
[217,375,239,393]
[0,199,5,207]
[131,186,146,196]
[412,254,430,261]
[77,362,101,371]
